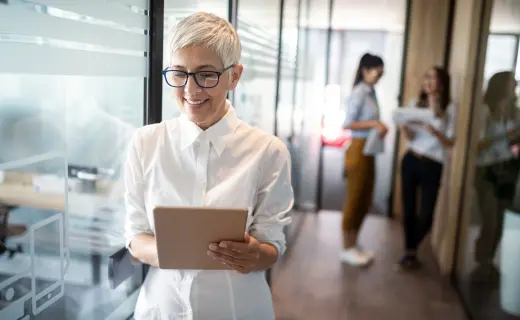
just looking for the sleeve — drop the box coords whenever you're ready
[249,138,294,256]
[123,130,153,249]
[343,88,365,129]
[445,103,457,139]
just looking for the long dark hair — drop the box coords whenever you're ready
[353,53,384,87]
[484,71,516,118]
[417,66,451,116]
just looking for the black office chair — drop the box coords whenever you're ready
[0,205,25,258]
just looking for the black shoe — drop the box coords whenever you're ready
[395,254,421,271]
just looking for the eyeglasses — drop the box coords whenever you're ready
[162,65,236,89]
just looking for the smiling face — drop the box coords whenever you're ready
[169,45,243,129]
[422,68,440,95]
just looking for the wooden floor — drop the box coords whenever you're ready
[271,211,467,320]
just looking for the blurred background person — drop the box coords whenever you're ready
[341,53,387,267]
[398,67,456,270]
[472,71,520,280]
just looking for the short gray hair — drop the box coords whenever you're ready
[169,12,241,68]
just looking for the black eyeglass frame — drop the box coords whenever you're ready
[162,64,236,88]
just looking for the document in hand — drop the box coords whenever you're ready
[392,108,435,126]
[363,129,384,155]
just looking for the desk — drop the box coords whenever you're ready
[0,171,119,286]
[0,172,114,214]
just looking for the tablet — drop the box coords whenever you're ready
[153,206,249,270]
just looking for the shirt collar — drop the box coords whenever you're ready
[179,100,240,157]
[358,81,375,94]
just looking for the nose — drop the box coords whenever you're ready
[184,75,201,94]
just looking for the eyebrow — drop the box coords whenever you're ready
[170,64,218,71]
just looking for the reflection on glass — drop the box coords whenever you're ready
[0,75,145,320]
[457,25,520,318]
[235,0,281,134]
[276,0,299,141]
[0,1,146,318]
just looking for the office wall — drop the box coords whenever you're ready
[431,0,492,275]
[392,0,452,217]
[490,0,520,33]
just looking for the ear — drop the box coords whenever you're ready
[228,64,244,90]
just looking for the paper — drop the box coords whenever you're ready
[392,108,435,125]
[363,129,384,155]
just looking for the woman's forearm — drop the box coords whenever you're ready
[254,243,279,271]
[129,233,159,267]
[346,120,379,130]
[431,128,454,148]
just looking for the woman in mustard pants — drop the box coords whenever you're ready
[341,53,387,267]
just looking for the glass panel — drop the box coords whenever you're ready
[275,0,299,142]
[0,1,147,319]
[291,0,309,206]
[234,0,281,134]
[320,0,407,212]
[29,0,148,29]
[516,39,520,80]
[292,0,329,210]
[456,1,520,319]
[483,34,517,83]
[162,0,229,121]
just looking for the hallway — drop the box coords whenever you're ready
[271,212,467,320]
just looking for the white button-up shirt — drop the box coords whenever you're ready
[406,100,457,163]
[123,102,293,320]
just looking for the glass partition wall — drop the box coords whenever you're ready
[0,1,148,319]
[455,0,520,319]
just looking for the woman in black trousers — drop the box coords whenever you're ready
[398,67,456,269]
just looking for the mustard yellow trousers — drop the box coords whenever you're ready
[342,138,375,231]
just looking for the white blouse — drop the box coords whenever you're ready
[476,106,520,167]
[124,102,293,320]
[406,100,457,163]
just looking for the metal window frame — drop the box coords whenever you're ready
[228,0,239,105]
[289,0,303,140]
[273,0,286,137]
[315,0,335,211]
[141,0,164,286]
[145,0,164,125]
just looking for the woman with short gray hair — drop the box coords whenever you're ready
[123,12,293,320]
